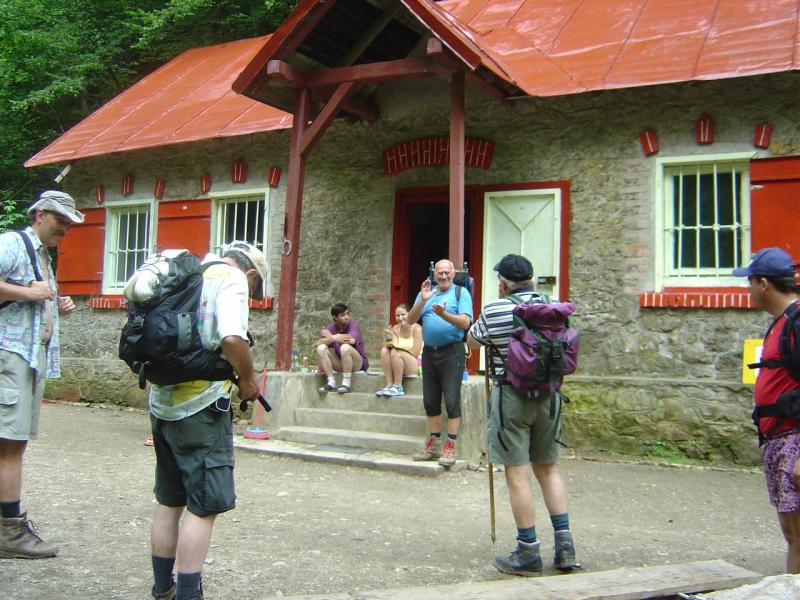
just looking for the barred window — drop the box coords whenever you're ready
[658,156,751,286]
[211,193,268,255]
[103,202,154,292]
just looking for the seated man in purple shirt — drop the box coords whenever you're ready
[316,303,369,394]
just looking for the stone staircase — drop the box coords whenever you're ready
[235,371,469,476]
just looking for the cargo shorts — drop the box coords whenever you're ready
[488,384,562,466]
[151,403,236,517]
[0,346,47,441]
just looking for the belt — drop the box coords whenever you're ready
[425,342,459,352]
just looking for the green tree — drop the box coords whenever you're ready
[0,0,294,231]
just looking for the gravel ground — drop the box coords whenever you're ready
[1,402,787,599]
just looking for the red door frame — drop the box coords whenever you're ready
[390,181,571,373]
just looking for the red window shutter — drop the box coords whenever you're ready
[156,199,211,255]
[56,207,105,295]
[750,157,800,262]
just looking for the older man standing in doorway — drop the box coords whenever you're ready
[407,259,472,466]
[0,191,83,559]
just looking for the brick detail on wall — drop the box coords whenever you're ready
[382,136,494,175]
[89,295,273,310]
[89,296,126,310]
[639,291,753,309]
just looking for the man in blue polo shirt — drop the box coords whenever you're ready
[407,259,472,466]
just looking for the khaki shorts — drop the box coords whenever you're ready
[488,384,562,466]
[0,347,46,441]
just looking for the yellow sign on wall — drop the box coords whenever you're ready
[742,339,764,384]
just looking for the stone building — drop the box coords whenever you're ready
[25,0,800,465]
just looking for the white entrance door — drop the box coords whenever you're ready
[481,188,562,305]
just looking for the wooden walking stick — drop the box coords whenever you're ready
[485,355,496,544]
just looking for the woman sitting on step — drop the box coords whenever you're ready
[376,303,422,397]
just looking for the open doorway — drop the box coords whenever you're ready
[391,187,483,371]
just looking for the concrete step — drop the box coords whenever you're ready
[277,425,424,455]
[235,436,466,477]
[295,407,427,436]
[313,391,422,415]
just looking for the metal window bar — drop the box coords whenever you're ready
[216,197,267,254]
[111,207,150,286]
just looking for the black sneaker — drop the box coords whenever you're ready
[554,530,580,571]
[151,583,176,600]
[494,540,543,577]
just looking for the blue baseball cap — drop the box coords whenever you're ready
[732,247,797,278]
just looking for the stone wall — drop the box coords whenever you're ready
[54,72,800,464]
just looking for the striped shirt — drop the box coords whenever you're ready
[469,289,549,378]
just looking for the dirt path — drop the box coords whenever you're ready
[2,402,785,599]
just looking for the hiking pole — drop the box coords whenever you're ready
[485,361,496,544]
[243,368,271,440]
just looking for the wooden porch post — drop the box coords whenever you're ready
[275,88,310,370]
[449,71,465,267]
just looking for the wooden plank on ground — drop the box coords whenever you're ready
[268,560,762,600]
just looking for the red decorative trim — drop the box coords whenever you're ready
[154,179,166,199]
[753,123,773,149]
[95,185,105,204]
[268,166,281,188]
[231,158,248,183]
[89,296,127,310]
[122,174,134,196]
[695,115,714,145]
[639,128,659,156]
[249,296,274,310]
[382,137,494,175]
[200,172,212,194]
[639,291,753,309]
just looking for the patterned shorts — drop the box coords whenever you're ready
[762,430,800,513]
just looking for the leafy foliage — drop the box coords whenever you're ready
[0,0,295,227]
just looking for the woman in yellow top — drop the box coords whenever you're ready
[376,303,423,397]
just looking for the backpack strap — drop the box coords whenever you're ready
[0,231,43,311]
[748,302,800,380]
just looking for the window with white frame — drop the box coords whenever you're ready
[103,201,155,293]
[656,154,751,287]
[211,190,270,289]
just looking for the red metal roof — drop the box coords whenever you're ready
[439,0,800,96]
[28,0,800,166]
[25,36,291,167]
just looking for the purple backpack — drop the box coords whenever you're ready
[503,295,580,395]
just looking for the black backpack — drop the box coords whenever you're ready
[748,301,800,443]
[118,252,235,389]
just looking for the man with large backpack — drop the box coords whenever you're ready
[145,241,267,600]
[733,246,800,573]
[0,191,83,559]
[467,254,579,576]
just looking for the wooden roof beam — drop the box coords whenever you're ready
[427,38,511,104]
[300,82,358,157]
[266,60,378,121]
[306,56,450,88]
[338,3,402,66]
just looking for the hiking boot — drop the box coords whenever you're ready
[438,438,457,467]
[412,435,442,461]
[151,583,176,600]
[554,529,580,571]
[494,540,543,577]
[0,512,59,559]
